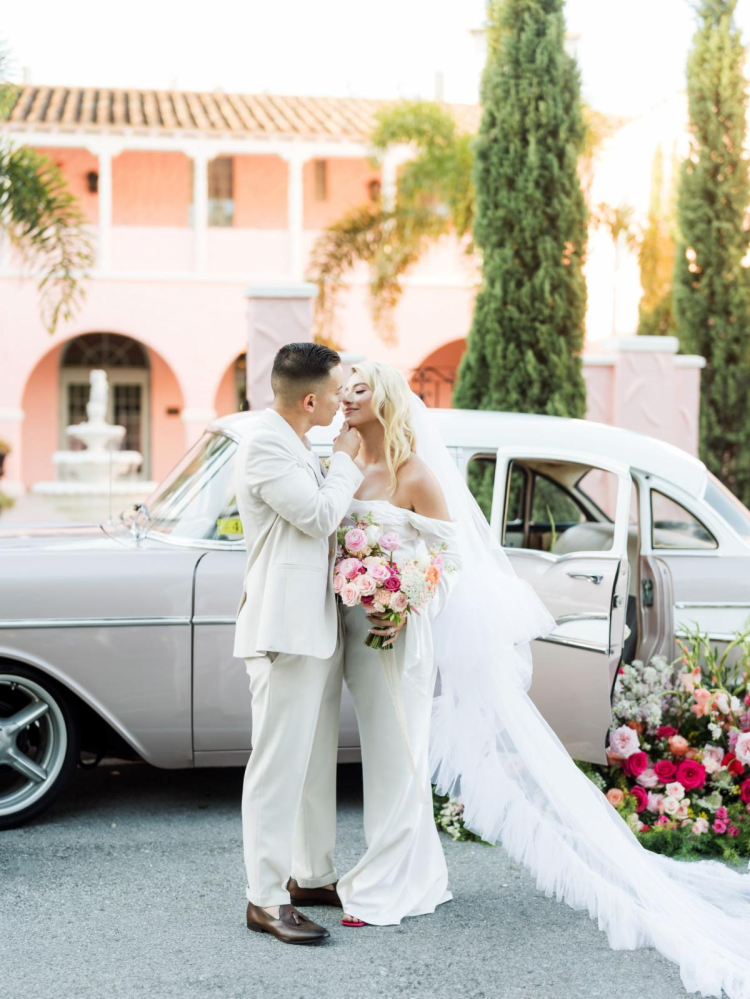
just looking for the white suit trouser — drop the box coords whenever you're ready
[242,617,344,907]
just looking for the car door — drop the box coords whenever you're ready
[191,437,361,766]
[463,446,633,764]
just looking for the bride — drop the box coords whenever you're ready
[333,360,750,998]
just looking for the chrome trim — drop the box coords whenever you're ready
[142,533,245,551]
[555,612,609,624]
[0,617,192,630]
[674,601,750,609]
[193,615,237,625]
[567,572,604,584]
[536,634,608,654]
[675,630,741,643]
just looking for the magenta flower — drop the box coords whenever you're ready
[675,759,706,791]
[383,576,401,592]
[716,806,729,821]
[728,825,740,838]
[653,760,677,783]
[630,786,648,813]
[713,819,727,834]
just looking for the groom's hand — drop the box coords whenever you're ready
[366,611,406,647]
[333,421,361,460]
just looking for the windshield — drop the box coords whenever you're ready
[139,432,243,542]
[703,470,750,544]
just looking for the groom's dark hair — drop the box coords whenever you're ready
[271,342,341,402]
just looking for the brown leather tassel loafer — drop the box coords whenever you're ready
[245,902,330,944]
[286,877,342,908]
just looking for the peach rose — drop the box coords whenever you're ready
[357,574,378,597]
[340,583,360,607]
[333,573,344,594]
[425,565,440,587]
[606,788,625,807]
[668,735,690,757]
[374,588,392,610]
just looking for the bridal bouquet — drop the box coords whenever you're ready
[333,511,447,650]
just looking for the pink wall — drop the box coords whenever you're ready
[234,155,287,228]
[113,151,191,226]
[36,147,99,223]
[303,157,380,230]
[149,349,185,482]
[214,356,241,417]
[21,342,63,485]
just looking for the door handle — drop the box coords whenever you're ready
[566,572,604,584]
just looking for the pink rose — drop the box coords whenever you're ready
[357,574,378,597]
[675,759,706,791]
[333,573,344,594]
[340,583,360,607]
[715,806,728,821]
[368,563,391,583]
[653,759,677,783]
[630,786,648,813]
[735,732,750,766]
[647,792,665,813]
[668,735,690,757]
[390,591,408,614]
[338,557,363,580]
[635,767,658,789]
[379,532,401,553]
[663,796,680,816]
[360,595,374,606]
[728,825,740,838]
[713,819,727,834]
[692,817,709,835]
[383,576,401,592]
[608,725,641,759]
[344,528,368,553]
[655,815,671,827]
[622,751,648,778]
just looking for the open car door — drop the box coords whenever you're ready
[464,446,633,764]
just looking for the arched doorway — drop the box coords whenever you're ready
[214,353,247,417]
[409,339,466,409]
[60,332,151,475]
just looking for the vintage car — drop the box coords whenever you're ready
[2,408,750,829]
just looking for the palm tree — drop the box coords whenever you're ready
[0,46,93,334]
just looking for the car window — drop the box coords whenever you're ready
[651,489,717,550]
[502,458,619,553]
[466,454,496,523]
[143,432,243,542]
[703,471,750,543]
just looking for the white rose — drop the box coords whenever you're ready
[676,798,690,820]
[731,696,742,714]
[665,782,685,801]
[663,796,680,815]
[716,692,730,714]
[365,524,382,547]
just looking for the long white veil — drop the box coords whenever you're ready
[409,391,750,999]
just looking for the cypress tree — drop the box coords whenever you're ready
[674,0,750,505]
[453,0,588,417]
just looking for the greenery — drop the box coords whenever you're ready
[0,44,94,334]
[637,146,678,337]
[673,0,750,508]
[432,788,494,845]
[452,0,588,417]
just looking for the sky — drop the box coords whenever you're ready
[3,0,750,119]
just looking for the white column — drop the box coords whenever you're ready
[97,149,113,272]
[284,151,306,280]
[181,406,217,449]
[192,149,209,273]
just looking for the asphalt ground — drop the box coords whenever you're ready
[2,760,693,999]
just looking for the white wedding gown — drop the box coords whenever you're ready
[335,498,462,925]
[330,392,750,998]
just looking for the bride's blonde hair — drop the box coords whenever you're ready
[351,361,416,494]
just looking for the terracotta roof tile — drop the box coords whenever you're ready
[5,84,481,141]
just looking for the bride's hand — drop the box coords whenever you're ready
[366,611,406,647]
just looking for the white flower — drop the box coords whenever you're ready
[647,792,665,813]
[627,812,642,831]
[676,798,690,820]
[663,796,681,816]
[709,722,724,740]
[716,692,730,714]
[665,781,685,801]
[364,524,382,547]
[731,695,742,714]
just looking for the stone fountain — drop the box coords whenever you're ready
[32,369,156,520]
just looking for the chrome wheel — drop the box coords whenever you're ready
[0,672,69,818]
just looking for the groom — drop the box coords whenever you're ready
[233,342,363,944]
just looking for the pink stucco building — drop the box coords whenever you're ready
[0,84,704,505]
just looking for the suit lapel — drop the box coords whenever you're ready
[262,409,323,485]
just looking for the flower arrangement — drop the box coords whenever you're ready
[591,621,750,859]
[334,510,449,650]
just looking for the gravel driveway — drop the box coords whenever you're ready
[2,760,691,999]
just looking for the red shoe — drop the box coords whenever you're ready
[341,914,367,927]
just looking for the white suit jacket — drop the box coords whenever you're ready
[233,408,364,660]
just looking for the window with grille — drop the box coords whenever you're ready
[114,384,143,453]
[208,157,234,226]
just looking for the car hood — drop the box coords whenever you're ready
[0,522,123,552]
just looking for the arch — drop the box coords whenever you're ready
[214,352,247,417]
[409,338,467,409]
[20,331,185,488]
